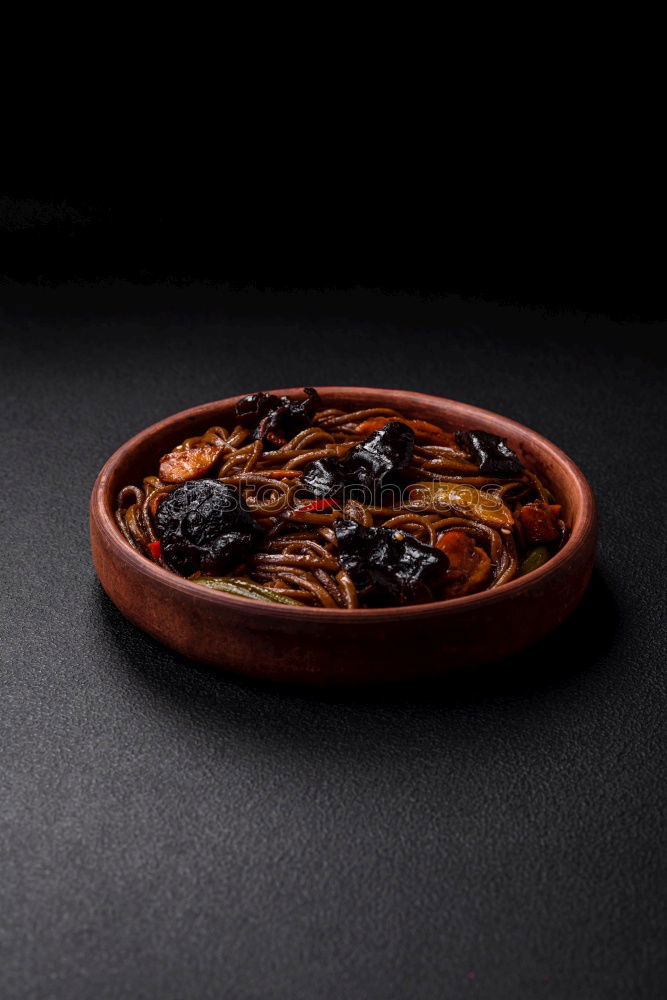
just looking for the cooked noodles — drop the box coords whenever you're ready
[115,391,567,608]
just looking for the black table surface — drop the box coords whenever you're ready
[1,282,665,1000]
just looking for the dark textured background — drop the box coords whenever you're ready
[1,278,666,1000]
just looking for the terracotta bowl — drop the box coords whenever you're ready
[90,387,597,685]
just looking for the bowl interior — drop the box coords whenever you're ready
[91,387,596,688]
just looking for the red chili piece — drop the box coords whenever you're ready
[297,498,338,513]
[518,502,562,543]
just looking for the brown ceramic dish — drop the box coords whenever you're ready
[90,388,597,684]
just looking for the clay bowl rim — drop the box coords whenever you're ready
[91,386,596,623]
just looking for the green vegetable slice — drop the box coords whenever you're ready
[193,577,306,606]
[519,545,551,576]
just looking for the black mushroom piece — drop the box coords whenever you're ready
[156,480,263,577]
[455,429,524,478]
[334,518,448,605]
[302,420,415,500]
[234,387,321,448]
